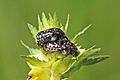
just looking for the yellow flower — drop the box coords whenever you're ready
[27,67,50,80]
[21,12,109,80]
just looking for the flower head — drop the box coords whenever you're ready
[21,12,109,80]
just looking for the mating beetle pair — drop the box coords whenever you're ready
[36,28,78,56]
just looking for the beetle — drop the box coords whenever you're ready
[43,40,78,56]
[36,28,68,47]
[36,28,78,56]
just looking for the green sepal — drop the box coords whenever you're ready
[21,55,54,68]
[21,40,40,55]
[27,23,38,41]
[82,55,110,65]
[72,24,92,43]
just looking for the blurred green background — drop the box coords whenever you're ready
[0,0,120,80]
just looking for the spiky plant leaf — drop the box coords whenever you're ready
[61,47,109,79]
[72,24,92,43]
[65,14,70,34]
[82,55,110,65]
[21,55,56,68]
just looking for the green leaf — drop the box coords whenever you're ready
[21,55,52,68]
[20,40,40,55]
[71,47,101,70]
[77,46,101,62]
[82,55,110,65]
[65,14,70,34]
[61,47,108,79]
[27,23,38,41]
[60,23,64,32]
[48,13,59,28]
[48,13,53,20]
[38,15,44,31]
[72,24,92,43]
[42,12,49,29]
[53,12,57,22]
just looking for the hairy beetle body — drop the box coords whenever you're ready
[36,28,67,47]
[36,28,78,56]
